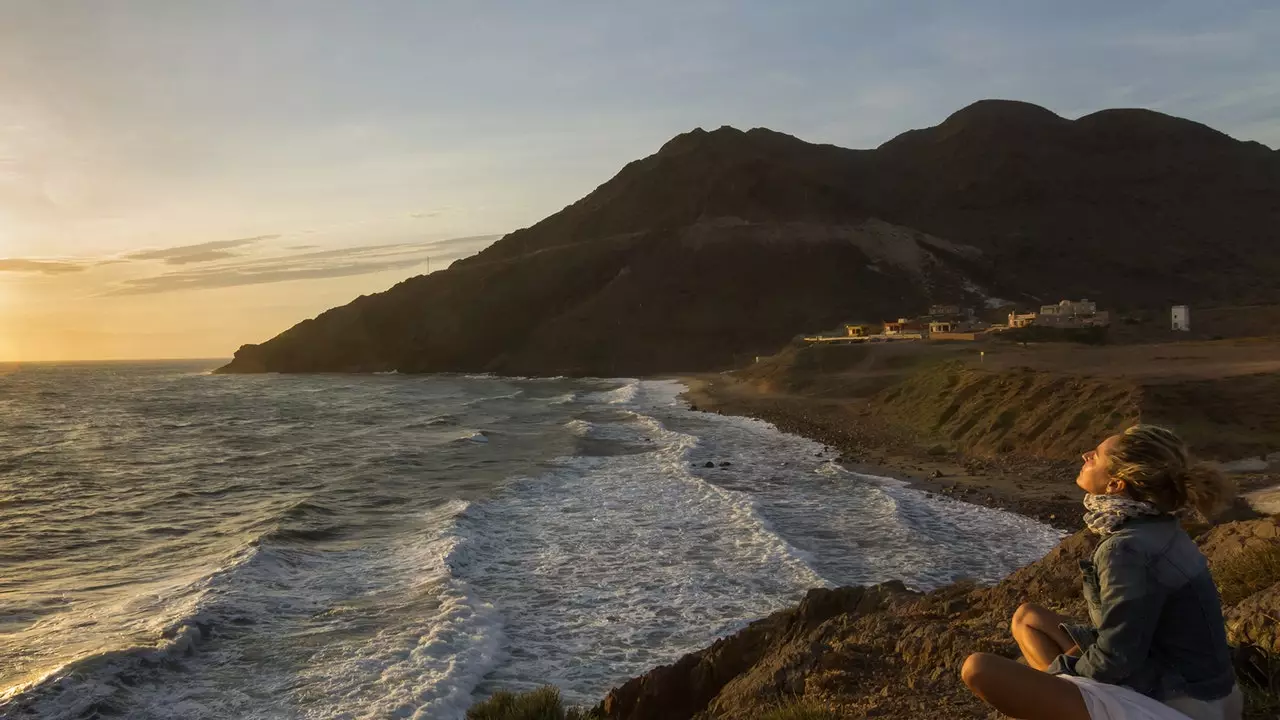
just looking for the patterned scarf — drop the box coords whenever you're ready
[1082,493,1162,536]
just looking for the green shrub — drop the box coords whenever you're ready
[1244,683,1280,720]
[996,326,1108,345]
[466,687,600,720]
[1213,544,1280,606]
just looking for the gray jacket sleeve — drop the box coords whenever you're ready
[1051,541,1166,683]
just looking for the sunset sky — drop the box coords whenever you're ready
[2,1,1277,361]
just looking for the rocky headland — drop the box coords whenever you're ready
[218,100,1280,377]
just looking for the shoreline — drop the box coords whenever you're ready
[678,373,1087,531]
[677,373,1278,532]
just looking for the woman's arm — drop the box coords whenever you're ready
[1050,543,1167,683]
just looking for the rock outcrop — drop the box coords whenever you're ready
[218,100,1280,376]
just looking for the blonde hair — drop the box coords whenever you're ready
[1108,424,1235,518]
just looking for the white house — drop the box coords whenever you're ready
[1172,305,1190,332]
[1040,299,1098,318]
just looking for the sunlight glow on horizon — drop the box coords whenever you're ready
[1,1,1276,361]
[0,232,499,362]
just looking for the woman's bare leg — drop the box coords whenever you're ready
[1011,603,1076,671]
[962,652,1091,720]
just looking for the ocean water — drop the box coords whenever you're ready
[0,362,1063,719]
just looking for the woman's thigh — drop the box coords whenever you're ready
[963,652,1091,720]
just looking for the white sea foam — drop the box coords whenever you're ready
[461,390,525,406]
[682,411,1064,589]
[283,500,505,720]
[3,500,505,720]
[447,379,1062,705]
[584,380,641,405]
[563,419,593,437]
[454,409,826,704]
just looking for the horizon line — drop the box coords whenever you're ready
[0,357,233,365]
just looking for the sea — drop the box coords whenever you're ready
[0,361,1063,719]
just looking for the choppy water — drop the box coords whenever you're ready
[0,362,1063,719]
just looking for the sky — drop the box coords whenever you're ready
[1,1,1277,361]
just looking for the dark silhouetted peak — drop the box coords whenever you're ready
[879,99,1069,152]
[1072,107,1243,151]
[940,99,1067,130]
[656,125,806,158]
[655,125,751,155]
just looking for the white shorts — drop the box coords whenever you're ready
[1063,676,1243,720]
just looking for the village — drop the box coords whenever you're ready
[804,299,1193,344]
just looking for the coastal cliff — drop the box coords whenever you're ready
[588,519,1280,719]
[218,100,1280,376]
[555,345,1280,719]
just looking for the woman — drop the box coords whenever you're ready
[961,425,1242,720]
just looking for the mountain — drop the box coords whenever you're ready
[217,100,1280,376]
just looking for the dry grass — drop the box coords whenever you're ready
[1243,683,1280,720]
[465,688,852,719]
[1242,655,1280,720]
[756,697,846,720]
[465,687,599,720]
[1213,544,1280,606]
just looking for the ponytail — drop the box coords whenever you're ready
[1179,462,1235,520]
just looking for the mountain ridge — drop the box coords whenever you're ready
[218,100,1280,376]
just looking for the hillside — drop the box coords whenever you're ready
[735,339,1280,463]
[218,100,1280,375]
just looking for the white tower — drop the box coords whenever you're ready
[1172,305,1190,332]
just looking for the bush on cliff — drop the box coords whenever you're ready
[995,325,1109,345]
[1214,543,1280,606]
[1238,647,1279,720]
[465,689,842,720]
[465,687,599,720]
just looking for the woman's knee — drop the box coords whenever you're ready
[961,652,995,690]
[1011,602,1041,633]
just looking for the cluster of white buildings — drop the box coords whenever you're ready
[805,301,1193,346]
[1006,300,1192,332]
[1006,299,1110,330]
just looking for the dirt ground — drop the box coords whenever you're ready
[969,337,1280,382]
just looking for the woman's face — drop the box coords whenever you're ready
[1076,434,1124,495]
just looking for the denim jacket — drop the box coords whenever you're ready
[1046,515,1236,701]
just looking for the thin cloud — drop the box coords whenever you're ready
[108,258,437,295]
[0,258,87,274]
[126,235,280,265]
[104,234,501,296]
[423,234,500,252]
